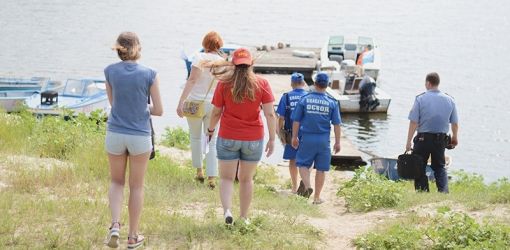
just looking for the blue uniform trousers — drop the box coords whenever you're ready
[413,133,449,193]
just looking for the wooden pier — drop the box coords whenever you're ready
[253,47,321,81]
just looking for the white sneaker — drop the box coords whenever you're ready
[224,210,233,225]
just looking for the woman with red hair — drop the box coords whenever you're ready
[177,31,225,188]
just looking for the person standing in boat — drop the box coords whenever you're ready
[176,31,225,189]
[276,72,308,194]
[104,31,163,249]
[207,48,276,225]
[406,72,459,193]
[291,72,341,204]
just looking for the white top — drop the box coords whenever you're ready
[189,52,224,101]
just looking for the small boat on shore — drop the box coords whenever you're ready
[25,79,109,116]
[370,156,452,181]
[0,77,64,112]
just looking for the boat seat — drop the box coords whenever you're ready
[41,90,58,105]
[344,78,362,95]
[329,55,344,65]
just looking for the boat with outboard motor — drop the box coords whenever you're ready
[316,35,391,113]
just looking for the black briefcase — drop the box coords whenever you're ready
[397,151,425,180]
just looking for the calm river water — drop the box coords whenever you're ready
[1,0,509,181]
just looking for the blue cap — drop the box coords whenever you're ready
[315,72,329,87]
[291,72,304,83]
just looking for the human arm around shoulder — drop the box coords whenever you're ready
[150,75,163,116]
[176,66,201,117]
[262,102,276,157]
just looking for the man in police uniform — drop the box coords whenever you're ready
[406,72,459,193]
[276,72,308,193]
[291,72,341,204]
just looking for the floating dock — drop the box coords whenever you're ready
[253,47,321,81]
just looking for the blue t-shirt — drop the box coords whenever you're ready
[104,61,157,136]
[276,88,307,130]
[408,89,458,134]
[291,92,341,134]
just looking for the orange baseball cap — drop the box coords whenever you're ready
[232,48,253,66]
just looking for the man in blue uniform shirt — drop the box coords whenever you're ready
[291,72,341,204]
[276,72,308,193]
[406,72,459,193]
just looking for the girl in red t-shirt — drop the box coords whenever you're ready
[207,48,276,225]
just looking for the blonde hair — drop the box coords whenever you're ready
[212,64,259,103]
[112,32,141,61]
[202,31,223,53]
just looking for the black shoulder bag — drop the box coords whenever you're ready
[148,91,155,160]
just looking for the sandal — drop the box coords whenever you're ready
[224,210,233,225]
[194,175,205,183]
[127,234,144,249]
[207,179,216,190]
[296,180,305,195]
[104,222,121,248]
[300,188,313,199]
[312,199,325,205]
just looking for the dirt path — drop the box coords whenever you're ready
[157,146,398,249]
[270,161,400,249]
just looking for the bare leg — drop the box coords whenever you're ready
[238,160,258,219]
[289,159,298,192]
[219,160,238,213]
[108,153,128,227]
[314,171,326,201]
[127,152,150,237]
[298,166,312,189]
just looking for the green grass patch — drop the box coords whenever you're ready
[0,111,322,249]
[337,167,405,212]
[355,209,510,249]
[337,166,510,213]
[161,126,190,150]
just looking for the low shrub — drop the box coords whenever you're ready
[355,211,510,249]
[161,126,190,150]
[337,167,405,212]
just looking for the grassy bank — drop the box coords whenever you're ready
[0,112,321,249]
[1,111,509,249]
[337,168,510,248]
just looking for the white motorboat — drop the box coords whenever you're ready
[316,35,391,113]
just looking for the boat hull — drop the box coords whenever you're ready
[326,87,391,113]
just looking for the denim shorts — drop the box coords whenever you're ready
[216,137,264,162]
[105,131,152,156]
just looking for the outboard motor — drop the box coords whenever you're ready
[359,76,380,111]
[41,90,58,105]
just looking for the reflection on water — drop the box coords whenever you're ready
[1,0,509,181]
[342,113,389,157]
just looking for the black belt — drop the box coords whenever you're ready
[417,132,447,139]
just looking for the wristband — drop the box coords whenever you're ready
[207,128,215,133]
